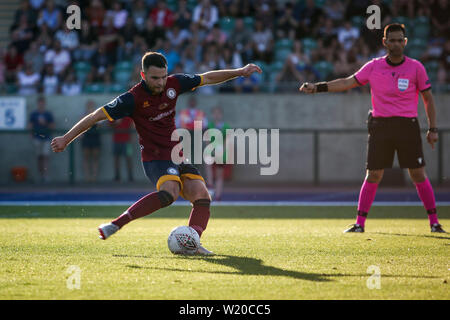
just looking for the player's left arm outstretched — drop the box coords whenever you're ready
[199,63,262,86]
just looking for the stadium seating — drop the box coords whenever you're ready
[301,38,318,55]
[406,38,428,60]
[84,83,106,94]
[113,61,133,86]
[74,61,92,85]
[412,16,430,39]
[219,16,235,35]
[243,16,254,31]
[313,61,334,81]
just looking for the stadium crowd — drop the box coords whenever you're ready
[1,0,449,95]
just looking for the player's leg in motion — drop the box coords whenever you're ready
[98,180,178,240]
[409,167,446,233]
[182,178,214,255]
[344,169,383,233]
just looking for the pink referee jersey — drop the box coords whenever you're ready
[353,55,431,118]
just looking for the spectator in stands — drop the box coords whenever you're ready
[10,13,35,54]
[337,21,360,51]
[205,23,228,47]
[24,41,45,75]
[166,23,192,50]
[158,41,180,74]
[98,16,119,57]
[86,0,106,30]
[28,95,54,183]
[140,18,165,51]
[81,100,101,182]
[73,20,98,62]
[180,44,198,75]
[298,0,323,32]
[42,63,59,94]
[111,117,134,182]
[14,0,38,27]
[252,19,273,63]
[131,0,148,32]
[228,17,253,64]
[106,1,129,29]
[204,106,232,201]
[37,0,62,32]
[275,40,313,88]
[44,40,71,75]
[35,21,53,53]
[391,0,415,18]
[4,45,24,84]
[173,0,192,30]
[431,0,450,38]
[55,23,80,52]
[193,0,219,30]
[150,0,174,29]
[17,62,41,95]
[323,0,345,21]
[61,72,82,95]
[87,42,114,84]
[276,2,298,40]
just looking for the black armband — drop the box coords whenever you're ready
[315,82,328,92]
[428,128,438,133]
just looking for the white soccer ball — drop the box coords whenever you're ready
[167,226,200,255]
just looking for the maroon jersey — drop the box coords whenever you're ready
[101,74,203,161]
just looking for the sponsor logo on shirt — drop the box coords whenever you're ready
[148,109,175,121]
[143,101,150,108]
[398,78,409,91]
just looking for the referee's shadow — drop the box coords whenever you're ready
[371,232,449,240]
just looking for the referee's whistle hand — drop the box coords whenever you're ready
[299,82,315,93]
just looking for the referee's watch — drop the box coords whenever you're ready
[428,127,438,133]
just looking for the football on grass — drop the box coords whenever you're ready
[168,226,200,254]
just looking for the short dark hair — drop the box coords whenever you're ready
[141,52,167,71]
[384,23,406,38]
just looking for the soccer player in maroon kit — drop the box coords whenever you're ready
[300,24,445,233]
[51,52,262,254]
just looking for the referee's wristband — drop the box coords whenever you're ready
[428,127,438,133]
[315,82,328,93]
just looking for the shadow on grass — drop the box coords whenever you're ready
[126,254,332,282]
[123,254,442,281]
[372,232,450,240]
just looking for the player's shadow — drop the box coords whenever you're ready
[142,254,331,282]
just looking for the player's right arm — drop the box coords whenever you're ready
[51,92,135,153]
[51,107,107,153]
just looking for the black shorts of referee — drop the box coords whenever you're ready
[366,112,425,170]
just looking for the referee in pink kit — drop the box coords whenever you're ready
[300,23,445,233]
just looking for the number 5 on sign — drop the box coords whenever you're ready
[0,97,26,130]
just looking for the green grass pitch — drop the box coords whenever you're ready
[0,205,449,300]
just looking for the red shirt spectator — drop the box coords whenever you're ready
[149,1,174,29]
[112,117,134,143]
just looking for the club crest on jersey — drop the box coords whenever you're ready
[166,88,176,99]
[398,78,409,91]
[143,101,150,108]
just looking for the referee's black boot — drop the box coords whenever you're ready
[343,224,365,233]
[431,223,446,233]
